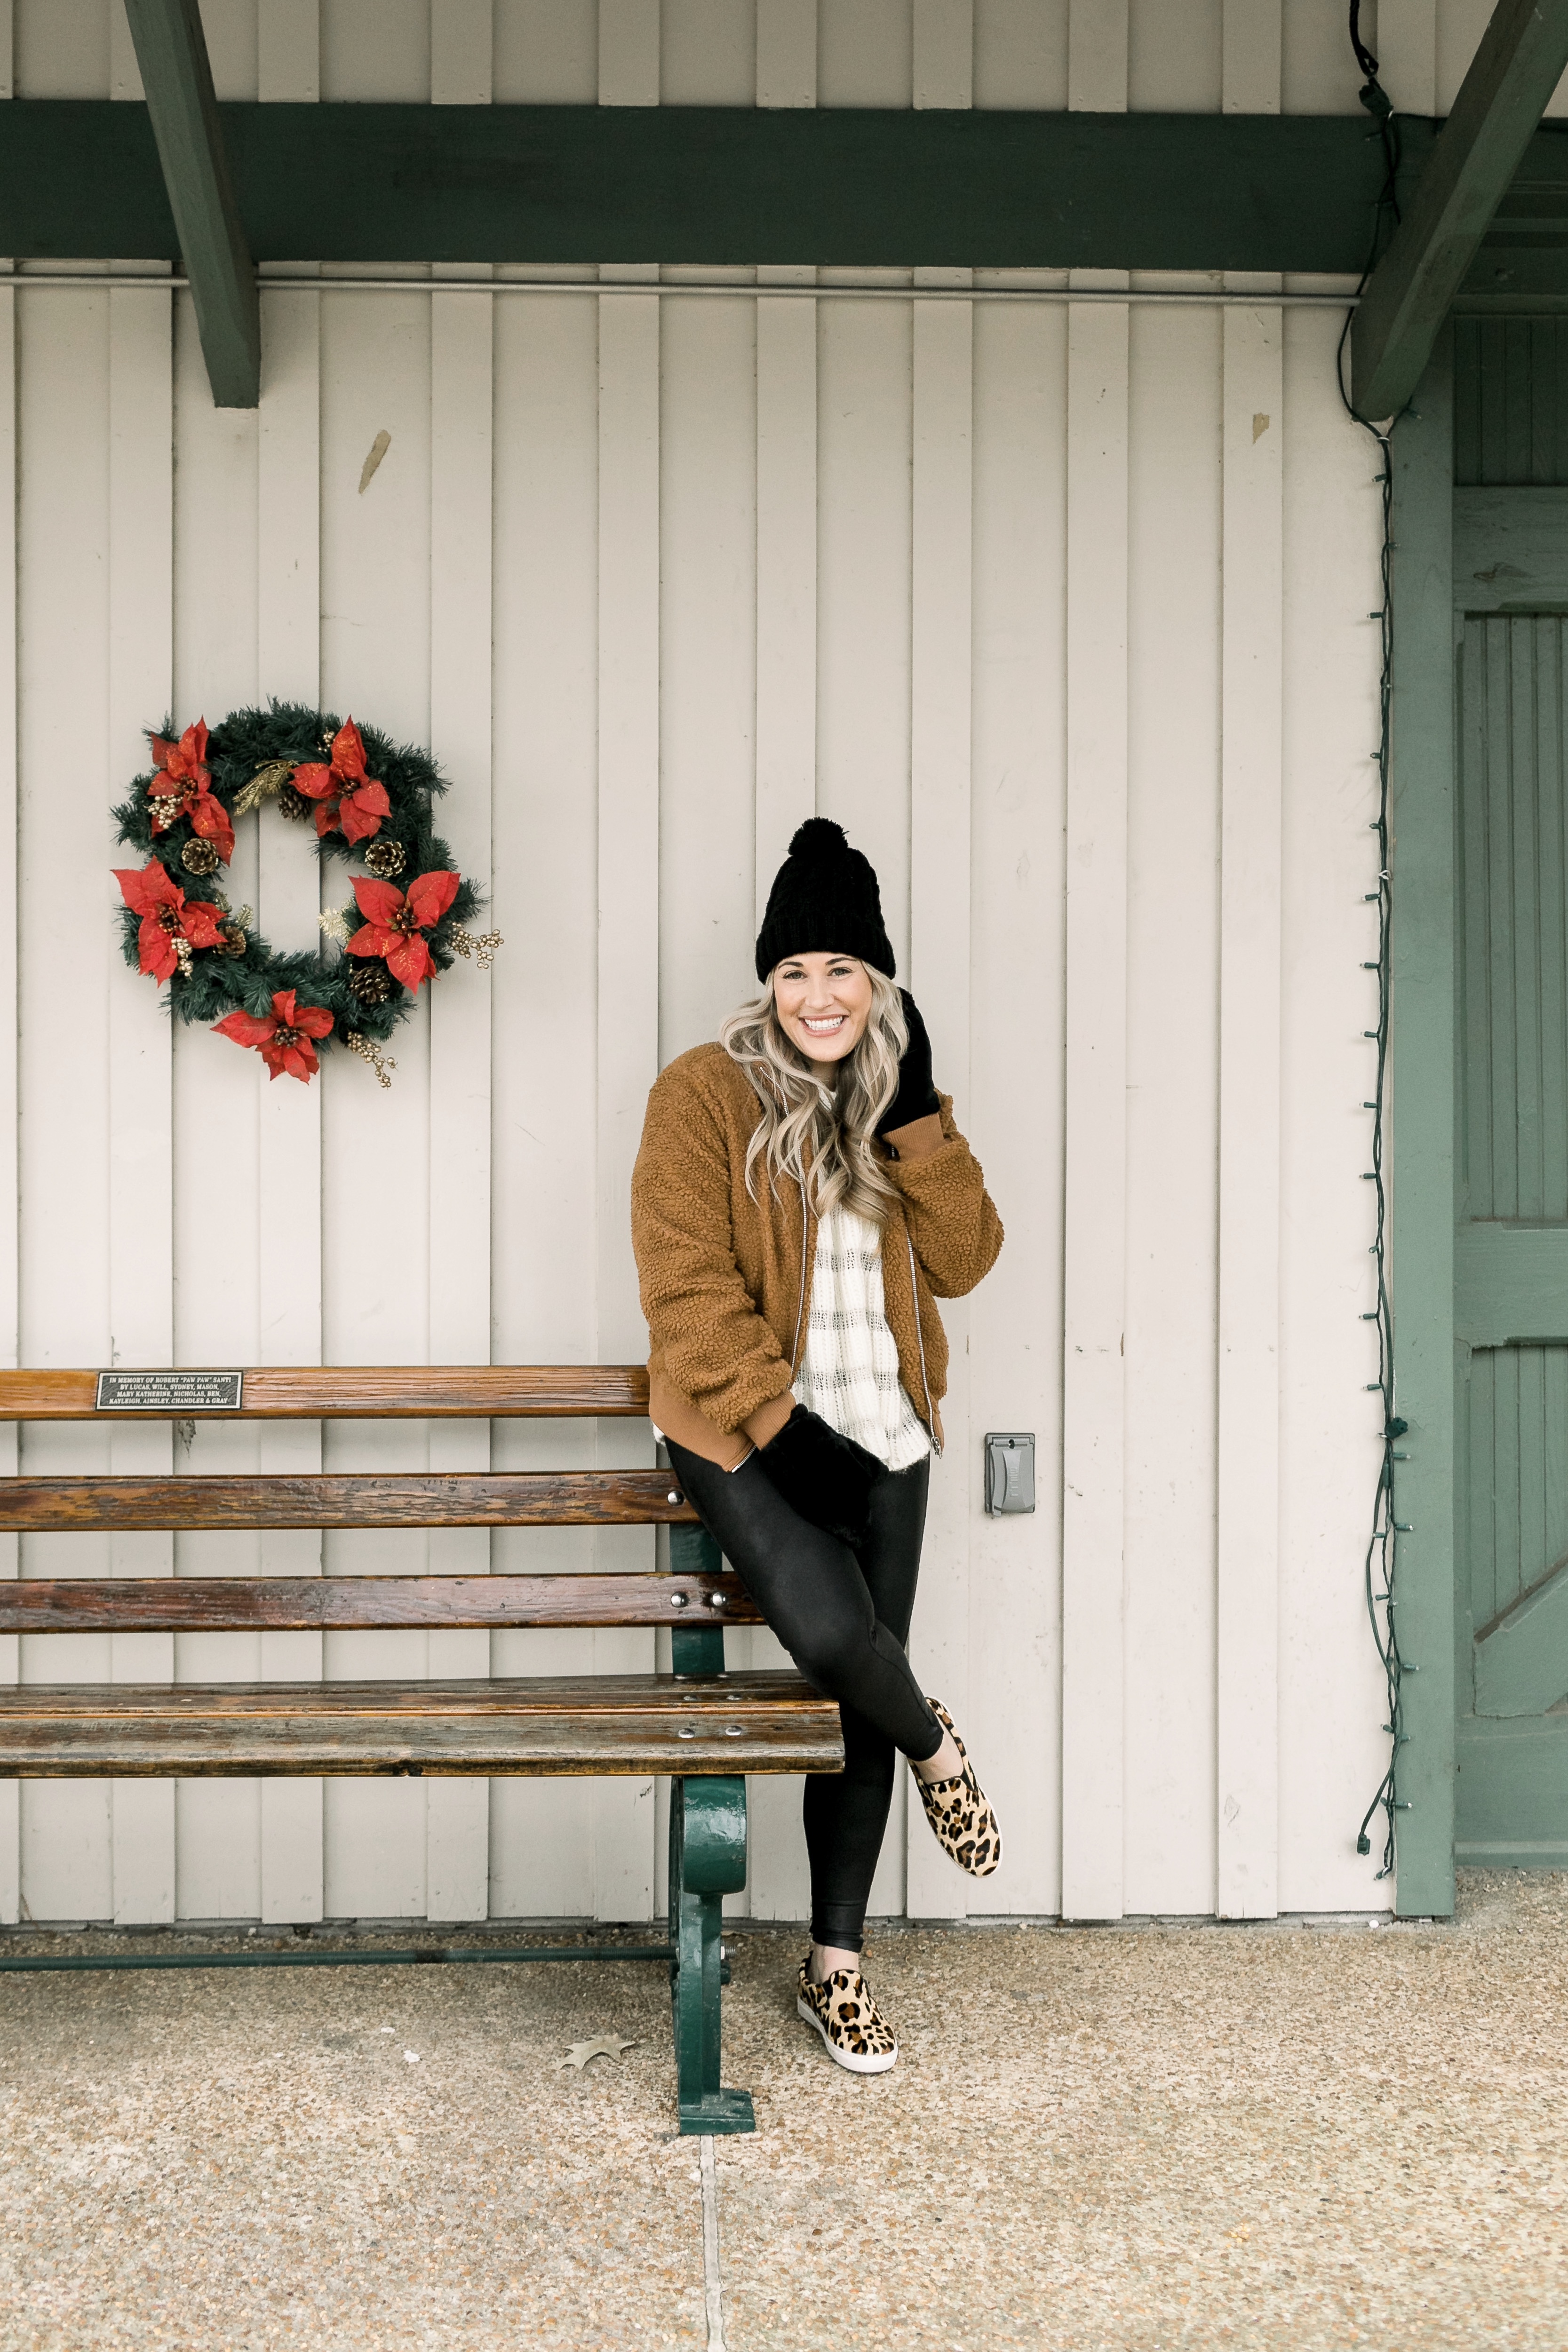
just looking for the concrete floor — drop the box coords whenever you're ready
[0,1872,1564,2349]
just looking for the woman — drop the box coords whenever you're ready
[631,818,1003,2074]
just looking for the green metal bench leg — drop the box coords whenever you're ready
[669,1775,754,2134]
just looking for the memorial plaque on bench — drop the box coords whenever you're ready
[95,1371,244,1413]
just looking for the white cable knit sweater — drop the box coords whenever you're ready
[795,1206,932,1472]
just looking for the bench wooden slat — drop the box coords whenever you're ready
[0,1367,651,1420]
[0,1471,697,1532]
[0,1672,844,1777]
[0,1572,761,1632]
[0,1673,805,1714]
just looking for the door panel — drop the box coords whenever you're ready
[1454,318,1568,489]
[1456,1225,1568,1340]
[1455,589,1568,1854]
[1456,1715,1568,1863]
[1475,1543,1568,1715]
[1457,612,1568,1225]
[1465,1341,1568,1687]
[1455,489,1568,611]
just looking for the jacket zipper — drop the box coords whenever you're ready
[905,1225,942,1458]
[790,1174,810,1373]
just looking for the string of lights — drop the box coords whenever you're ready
[1340,6,1410,1879]
[1351,424,1409,1877]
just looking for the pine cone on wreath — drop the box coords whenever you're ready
[363,836,407,880]
[348,959,396,1008]
[276,783,312,822]
[180,837,221,878]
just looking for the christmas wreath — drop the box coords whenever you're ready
[110,704,500,1087]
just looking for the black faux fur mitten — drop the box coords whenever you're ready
[756,1405,882,1549]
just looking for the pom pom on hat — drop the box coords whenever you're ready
[755,818,897,983]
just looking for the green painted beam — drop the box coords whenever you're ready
[1388,336,1458,1918]
[0,103,1433,271]
[119,0,258,407]
[1353,0,1568,420]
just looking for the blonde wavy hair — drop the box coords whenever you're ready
[719,965,908,1219]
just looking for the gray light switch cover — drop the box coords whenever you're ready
[984,1432,1035,1515]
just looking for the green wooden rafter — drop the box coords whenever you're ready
[119,0,259,408]
[1352,0,1568,421]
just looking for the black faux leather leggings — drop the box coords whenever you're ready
[665,1438,942,1953]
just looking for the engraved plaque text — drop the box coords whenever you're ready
[95,1371,244,1413]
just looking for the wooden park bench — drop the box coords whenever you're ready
[0,1366,843,2135]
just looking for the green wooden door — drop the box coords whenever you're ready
[1453,434,1568,1858]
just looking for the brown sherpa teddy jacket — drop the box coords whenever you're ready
[630,1041,1003,1470]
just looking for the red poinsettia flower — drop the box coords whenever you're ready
[293,719,391,846]
[145,719,235,864]
[347,869,460,991]
[214,989,334,1083]
[112,859,227,982]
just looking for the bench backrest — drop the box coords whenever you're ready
[0,1366,753,1638]
[0,1366,650,1418]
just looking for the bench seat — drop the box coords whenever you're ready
[0,1671,842,1776]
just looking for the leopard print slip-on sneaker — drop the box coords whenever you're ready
[912,1697,1002,1877]
[796,1956,899,2075]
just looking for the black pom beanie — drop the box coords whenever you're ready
[754,818,897,984]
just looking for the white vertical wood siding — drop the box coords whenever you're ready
[0,0,1388,1924]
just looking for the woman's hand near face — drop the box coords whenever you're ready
[876,990,941,1138]
[772,953,874,1070]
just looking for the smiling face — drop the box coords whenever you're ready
[772,951,875,1068]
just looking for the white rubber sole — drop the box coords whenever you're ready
[796,1994,899,2075]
